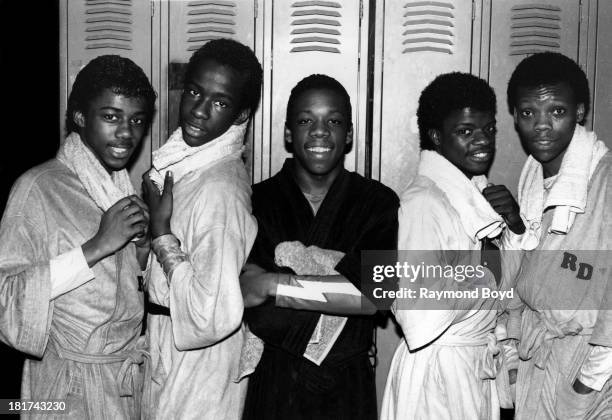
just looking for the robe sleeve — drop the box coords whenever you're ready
[168,180,256,351]
[393,188,490,349]
[0,180,53,357]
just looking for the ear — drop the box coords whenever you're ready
[233,109,250,125]
[513,109,519,125]
[427,129,440,147]
[284,123,292,144]
[576,103,585,124]
[73,111,86,128]
[345,124,354,145]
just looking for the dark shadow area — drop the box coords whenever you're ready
[0,0,59,399]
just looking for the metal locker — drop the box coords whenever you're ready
[258,0,370,181]
[59,0,153,188]
[483,0,584,196]
[370,0,479,409]
[591,0,612,148]
[371,0,478,195]
[156,0,259,178]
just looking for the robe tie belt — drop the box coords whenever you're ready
[50,338,150,419]
[435,332,502,380]
[518,311,590,369]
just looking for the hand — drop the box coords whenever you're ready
[482,184,526,234]
[83,196,148,267]
[142,171,174,238]
[129,195,151,249]
[240,263,282,308]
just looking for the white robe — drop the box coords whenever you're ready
[381,169,516,420]
[0,159,145,419]
[145,156,257,420]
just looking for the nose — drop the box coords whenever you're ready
[191,98,210,120]
[309,119,329,138]
[116,119,133,140]
[473,129,492,146]
[534,112,552,132]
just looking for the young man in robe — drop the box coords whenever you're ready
[506,52,612,420]
[141,39,262,419]
[239,74,399,419]
[381,72,524,420]
[0,55,156,418]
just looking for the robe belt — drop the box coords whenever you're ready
[518,311,591,369]
[434,332,502,380]
[49,338,150,419]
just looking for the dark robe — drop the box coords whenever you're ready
[243,159,399,420]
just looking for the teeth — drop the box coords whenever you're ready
[472,152,489,158]
[110,147,130,157]
[307,147,331,153]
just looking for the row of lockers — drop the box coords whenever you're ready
[60,0,612,197]
[59,0,612,410]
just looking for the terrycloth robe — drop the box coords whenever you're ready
[145,156,257,420]
[511,152,612,420]
[381,155,518,420]
[243,159,399,420]
[0,159,145,419]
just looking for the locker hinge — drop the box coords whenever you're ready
[151,1,154,18]
[359,0,363,20]
[471,0,475,21]
[254,0,258,19]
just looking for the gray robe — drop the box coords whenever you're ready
[0,159,145,419]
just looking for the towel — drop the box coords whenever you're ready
[419,150,505,242]
[57,132,135,211]
[517,125,609,250]
[149,122,247,192]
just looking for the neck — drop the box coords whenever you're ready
[292,162,342,195]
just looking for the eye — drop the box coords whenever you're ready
[552,107,566,116]
[103,114,118,122]
[213,100,229,109]
[297,118,312,125]
[130,117,145,126]
[519,109,533,118]
[329,118,344,126]
[184,88,200,97]
[457,128,472,136]
[485,125,497,135]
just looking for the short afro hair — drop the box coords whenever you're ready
[285,74,352,127]
[507,52,590,117]
[66,55,157,134]
[417,72,496,151]
[185,38,263,116]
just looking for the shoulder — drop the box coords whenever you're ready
[399,175,451,214]
[5,160,74,213]
[345,171,400,208]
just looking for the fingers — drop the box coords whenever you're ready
[161,171,174,200]
[128,195,150,221]
[109,196,136,213]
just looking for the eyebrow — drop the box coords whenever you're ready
[99,106,147,115]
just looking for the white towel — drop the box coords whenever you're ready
[419,150,504,242]
[149,122,247,191]
[517,125,609,250]
[57,132,135,211]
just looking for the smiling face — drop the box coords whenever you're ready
[179,58,249,147]
[285,88,353,183]
[513,82,584,177]
[75,88,149,173]
[431,107,497,178]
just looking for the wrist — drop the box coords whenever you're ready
[151,223,171,239]
[82,237,108,267]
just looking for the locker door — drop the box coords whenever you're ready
[159,0,258,177]
[261,0,369,180]
[60,0,153,188]
[485,0,583,196]
[372,0,476,194]
[592,0,612,149]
